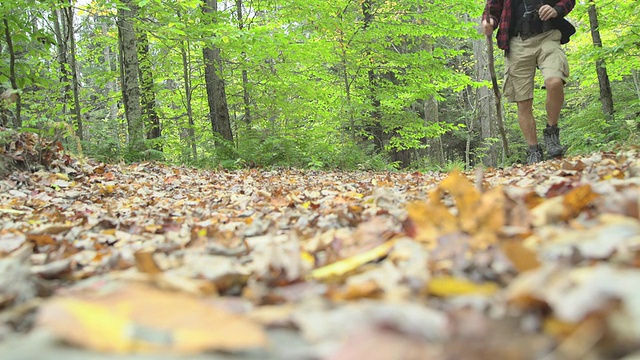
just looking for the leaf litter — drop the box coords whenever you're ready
[3,141,640,358]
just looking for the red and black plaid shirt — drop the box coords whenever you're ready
[483,0,575,51]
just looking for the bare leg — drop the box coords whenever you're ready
[545,77,564,126]
[517,99,537,145]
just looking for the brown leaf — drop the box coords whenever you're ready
[26,233,56,247]
[501,240,540,272]
[134,251,163,275]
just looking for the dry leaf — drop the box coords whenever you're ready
[134,251,163,275]
[501,240,541,272]
[426,276,499,297]
[37,282,267,354]
[308,239,397,281]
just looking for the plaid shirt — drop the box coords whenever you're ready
[483,0,575,50]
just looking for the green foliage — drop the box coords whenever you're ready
[2,0,639,170]
[562,101,630,154]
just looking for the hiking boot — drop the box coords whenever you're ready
[527,145,543,164]
[544,125,565,158]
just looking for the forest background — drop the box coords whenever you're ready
[0,0,638,171]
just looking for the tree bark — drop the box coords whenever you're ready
[117,0,145,152]
[3,18,21,128]
[99,18,121,152]
[137,31,161,150]
[180,38,197,161]
[64,1,83,140]
[588,1,614,120]
[51,8,70,115]
[235,0,251,124]
[101,20,119,124]
[202,0,233,142]
[362,0,384,153]
[474,36,498,167]
[424,96,444,165]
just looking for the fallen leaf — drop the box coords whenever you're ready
[134,251,163,275]
[37,282,267,354]
[426,276,499,297]
[501,240,541,272]
[308,239,397,281]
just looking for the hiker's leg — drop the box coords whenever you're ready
[517,99,537,145]
[545,77,564,127]
[539,30,569,127]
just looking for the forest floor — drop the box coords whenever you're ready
[2,130,640,359]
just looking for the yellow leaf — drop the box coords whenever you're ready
[543,316,580,338]
[302,201,311,209]
[38,283,267,354]
[345,191,363,199]
[427,276,498,297]
[300,251,315,266]
[54,173,70,181]
[308,239,397,281]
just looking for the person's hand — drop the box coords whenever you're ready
[538,5,558,21]
[481,18,496,36]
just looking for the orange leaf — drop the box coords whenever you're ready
[26,233,56,246]
[562,185,598,220]
[134,251,163,275]
[501,240,540,272]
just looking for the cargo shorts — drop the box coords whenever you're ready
[504,29,569,103]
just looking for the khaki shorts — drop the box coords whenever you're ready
[504,29,569,103]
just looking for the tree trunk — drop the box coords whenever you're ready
[362,0,384,153]
[100,18,121,152]
[235,0,251,124]
[3,18,21,128]
[51,8,70,115]
[180,38,197,161]
[64,1,83,140]
[202,0,233,142]
[101,20,119,123]
[588,1,614,120]
[137,31,161,151]
[474,36,498,167]
[424,96,444,165]
[117,0,145,153]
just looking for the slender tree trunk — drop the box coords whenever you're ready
[632,69,640,102]
[588,1,614,120]
[101,21,119,123]
[362,0,384,153]
[423,95,444,165]
[3,18,21,128]
[202,0,233,142]
[474,36,498,167]
[235,0,251,124]
[51,8,70,115]
[117,0,145,152]
[137,31,161,151]
[64,1,83,140]
[180,39,197,161]
[100,19,121,152]
[334,8,355,142]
